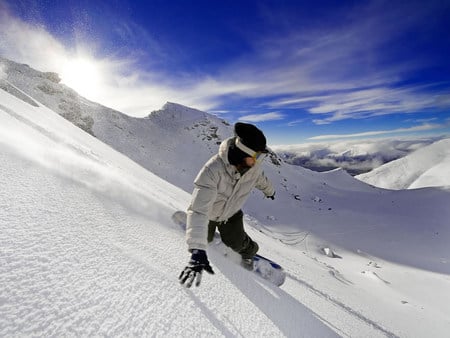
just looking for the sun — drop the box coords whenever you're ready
[60,57,102,98]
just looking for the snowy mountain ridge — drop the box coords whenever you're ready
[273,136,448,176]
[1,56,450,337]
[1,57,238,189]
[0,56,96,134]
[356,138,450,189]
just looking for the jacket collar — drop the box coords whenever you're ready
[218,138,237,177]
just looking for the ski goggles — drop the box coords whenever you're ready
[235,137,267,161]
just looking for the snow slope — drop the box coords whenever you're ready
[2,60,450,337]
[0,89,335,337]
[356,138,450,189]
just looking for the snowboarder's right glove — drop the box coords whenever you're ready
[179,249,214,288]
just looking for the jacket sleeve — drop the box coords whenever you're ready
[255,170,275,197]
[186,165,218,251]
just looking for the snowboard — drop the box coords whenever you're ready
[172,210,286,286]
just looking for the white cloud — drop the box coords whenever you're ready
[308,123,447,141]
[272,135,450,175]
[0,9,215,116]
[273,135,448,156]
[210,2,450,122]
[239,112,285,123]
[287,118,308,127]
[306,86,446,124]
[0,10,68,71]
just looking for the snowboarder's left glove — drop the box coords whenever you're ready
[179,249,214,288]
[267,192,275,200]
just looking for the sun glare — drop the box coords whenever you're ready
[60,58,102,98]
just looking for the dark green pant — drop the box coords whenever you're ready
[207,210,259,259]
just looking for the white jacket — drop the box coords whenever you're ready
[186,137,275,251]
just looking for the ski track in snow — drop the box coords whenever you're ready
[285,272,398,338]
[246,226,397,338]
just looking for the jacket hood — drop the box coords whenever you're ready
[218,137,236,177]
[218,137,233,163]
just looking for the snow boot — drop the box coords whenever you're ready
[241,257,254,271]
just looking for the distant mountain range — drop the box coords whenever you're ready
[273,137,448,176]
[356,138,450,189]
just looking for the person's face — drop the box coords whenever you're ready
[242,156,256,168]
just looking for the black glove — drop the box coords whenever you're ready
[179,249,214,287]
[267,192,276,200]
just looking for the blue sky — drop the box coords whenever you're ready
[1,0,450,145]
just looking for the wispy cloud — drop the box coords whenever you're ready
[1,1,449,123]
[287,118,308,127]
[0,8,68,70]
[239,112,285,123]
[208,1,450,122]
[404,117,438,123]
[308,123,448,141]
[307,86,446,124]
[0,7,217,116]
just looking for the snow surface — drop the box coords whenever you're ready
[1,60,450,337]
[356,139,450,189]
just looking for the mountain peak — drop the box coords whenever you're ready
[148,101,210,122]
[162,101,201,112]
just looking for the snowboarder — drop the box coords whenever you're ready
[179,122,276,287]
